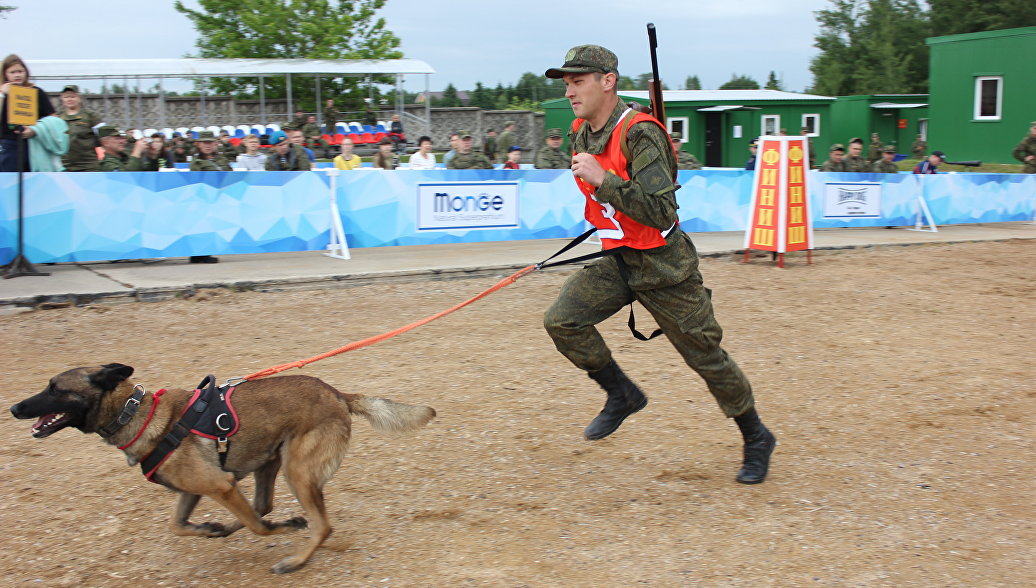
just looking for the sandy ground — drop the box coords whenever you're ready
[1,240,1033,587]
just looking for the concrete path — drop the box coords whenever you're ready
[2,222,1033,310]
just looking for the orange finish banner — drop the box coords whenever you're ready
[744,136,813,253]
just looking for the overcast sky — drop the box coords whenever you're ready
[1,0,832,94]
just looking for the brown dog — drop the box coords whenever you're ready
[9,363,435,574]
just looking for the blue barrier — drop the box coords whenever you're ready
[2,170,1033,264]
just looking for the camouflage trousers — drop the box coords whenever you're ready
[543,256,754,417]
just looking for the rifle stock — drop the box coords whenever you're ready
[646,23,666,125]
[944,160,981,167]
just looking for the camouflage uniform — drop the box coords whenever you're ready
[218,138,240,161]
[99,152,144,171]
[265,143,312,171]
[96,126,143,171]
[543,98,754,417]
[323,103,340,136]
[820,159,848,172]
[57,107,102,172]
[447,150,493,169]
[483,132,498,162]
[871,146,899,173]
[190,132,233,170]
[820,145,848,172]
[169,137,194,162]
[535,145,571,169]
[911,137,927,159]
[844,153,870,172]
[302,121,328,157]
[867,136,882,162]
[1011,124,1036,174]
[496,122,517,155]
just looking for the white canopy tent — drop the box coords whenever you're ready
[26,58,436,131]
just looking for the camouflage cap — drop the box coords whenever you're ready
[830,143,845,152]
[457,129,473,138]
[195,130,218,142]
[545,44,619,79]
[504,120,516,127]
[670,131,682,141]
[1030,121,1036,127]
[800,126,810,133]
[546,128,563,139]
[486,128,495,133]
[881,145,896,152]
[96,126,125,139]
[61,84,79,94]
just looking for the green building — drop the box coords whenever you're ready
[827,94,929,155]
[926,26,1036,164]
[542,90,836,167]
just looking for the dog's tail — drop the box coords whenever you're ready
[346,396,436,433]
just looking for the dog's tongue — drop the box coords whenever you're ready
[32,413,60,431]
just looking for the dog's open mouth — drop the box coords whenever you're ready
[31,413,72,438]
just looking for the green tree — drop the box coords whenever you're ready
[809,0,930,95]
[719,74,761,90]
[469,82,494,109]
[173,0,402,112]
[928,0,1036,36]
[0,5,14,18]
[764,71,783,90]
[437,83,461,107]
[808,0,863,96]
[634,73,670,91]
[684,75,702,90]
[616,75,636,90]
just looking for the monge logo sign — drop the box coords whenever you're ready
[417,182,520,230]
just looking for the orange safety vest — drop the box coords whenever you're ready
[570,108,675,250]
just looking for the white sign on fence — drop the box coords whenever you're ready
[823,182,882,219]
[416,181,520,231]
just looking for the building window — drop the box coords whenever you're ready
[761,115,780,136]
[974,76,1002,120]
[667,117,690,142]
[918,119,928,141]
[801,114,820,136]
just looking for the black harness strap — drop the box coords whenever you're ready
[537,229,664,342]
[97,385,147,439]
[139,375,221,480]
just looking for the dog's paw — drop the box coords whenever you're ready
[281,516,308,530]
[271,555,307,574]
[198,522,230,537]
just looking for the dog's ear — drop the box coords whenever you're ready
[89,363,135,391]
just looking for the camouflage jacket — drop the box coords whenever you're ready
[99,152,144,172]
[189,155,232,171]
[57,109,102,171]
[569,99,697,291]
[534,146,571,169]
[264,144,312,171]
[871,159,899,173]
[496,131,516,152]
[447,151,493,169]
[844,155,870,173]
[1011,135,1036,173]
[868,141,882,162]
[301,123,323,140]
[675,150,702,170]
[820,159,848,172]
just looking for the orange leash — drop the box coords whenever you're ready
[242,264,538,381]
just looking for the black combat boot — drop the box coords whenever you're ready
[733,407,776,484]
[584,361,648,441]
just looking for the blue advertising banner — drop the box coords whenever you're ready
[2,169,1033,264]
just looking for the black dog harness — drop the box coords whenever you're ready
[139,375,240,482]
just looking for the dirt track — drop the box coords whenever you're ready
[2,240,1033,587]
